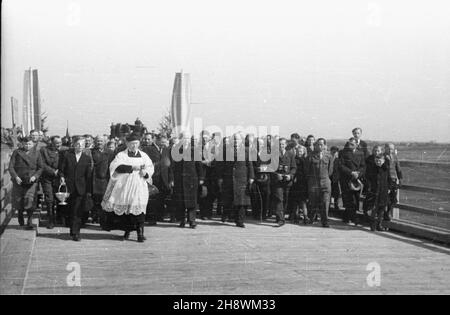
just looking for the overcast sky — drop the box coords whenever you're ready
[2,0,449,142]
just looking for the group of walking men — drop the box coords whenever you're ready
[9,126,403,239]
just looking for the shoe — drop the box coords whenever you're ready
[343,220,350,224]
[179,221,186,228]
[72,235,81,242]
[18,217,25,226]
[26,218,34,230]
[277,221,285,227]
[47,221,54,229]
[376,223,383,231]
[370,222,376,232]
[303,218,312,225]
[236,223,245,228]
[123,231,130,240]
[137,227,145,243]
[190,223,197,229]
[221,217,226,223]
[322,222,330,228]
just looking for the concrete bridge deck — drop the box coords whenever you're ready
[1,216,449,295]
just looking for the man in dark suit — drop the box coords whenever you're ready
[9,136,43,229]
[59,136,93,241]
[40,136,63,229]
[339,140,366,225]
[91,136,114,224]
[142,133,172,224]
[352,128,369,159]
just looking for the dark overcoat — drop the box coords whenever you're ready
[218,146,255,207]
[91,148,114,196]
[365,155,390,208]
[142,144,173,191]
[171,145,205,209]
[338,148,366,189]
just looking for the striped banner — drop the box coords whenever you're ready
[170,71,191,137]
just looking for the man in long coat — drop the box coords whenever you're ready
[9,136,43,228]
[217,133,254,228]
[142,134,172,224]
[91,136,114,224]
[171,135,204,229]
[339,140,366,225]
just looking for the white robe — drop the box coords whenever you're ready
[101,150,154,216]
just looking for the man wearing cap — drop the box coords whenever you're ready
[40,135,64,229]
[9,136,43,229]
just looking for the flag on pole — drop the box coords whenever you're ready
[170,70,191,137]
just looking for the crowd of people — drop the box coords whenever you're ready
[8,126,403,242]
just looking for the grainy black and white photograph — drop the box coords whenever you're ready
[1,0,449,299]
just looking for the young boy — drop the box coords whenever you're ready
[365,145,390,231]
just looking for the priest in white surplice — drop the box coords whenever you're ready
[101,133,154,242]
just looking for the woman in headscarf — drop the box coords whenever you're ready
[101,133,154,242]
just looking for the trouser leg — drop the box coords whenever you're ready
[70,194,84,236]
[272,186,285,223]
[187,207,196,224]
[320,189,330,225]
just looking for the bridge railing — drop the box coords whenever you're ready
[1,144,14,235]
[387,160,450,242]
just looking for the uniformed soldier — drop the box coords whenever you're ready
[270,137,296,226]
[304,138,334,228]
[40,136,64,229]
[9,136,43,229]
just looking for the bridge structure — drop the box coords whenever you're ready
[1,153,449,295]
